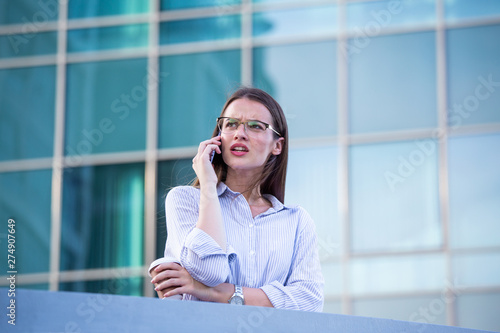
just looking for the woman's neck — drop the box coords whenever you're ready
[224,169,265,205]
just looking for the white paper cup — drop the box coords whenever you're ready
[149,257,183,300]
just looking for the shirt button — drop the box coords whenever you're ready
[249,224,254,228]
[249,250,255,255]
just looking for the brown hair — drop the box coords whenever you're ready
[192,87,289,203]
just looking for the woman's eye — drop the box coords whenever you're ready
[248,122,265,131]
[226,120,238,128]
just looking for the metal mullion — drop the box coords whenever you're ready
[241,0,253,86]
[143,0,161,298]
[49,0,68,292]
[337,0,351,316]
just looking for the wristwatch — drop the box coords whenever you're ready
[228,285,245,305]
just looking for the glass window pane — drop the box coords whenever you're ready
[60,163,145,271]
[350,254,446,295]
[68,0,149,19]
[253,41,337,139]
[347,0,435,32]
[159,15,241,45]
[452,252,500,288]
[456,292,500,332]
[350,141,441,253]
[447,25,500,127]
[322,262,342,297]
[253,6,338,38]
[0,169,51,274]
[349,32,437,133]
[67,24,148,53]
[0,0,58,25]
[286,146,340,258]
[158,50,240,149]
[65,58,147,156]
[323,300,342,314]
[353,295,447,325]
[161,0,240,10]
[0,31,57,58]
[60,277,143,296]
[445,0,500,22]
[0,65,55,161]
[156,159,196,258]
[448,134,500,249]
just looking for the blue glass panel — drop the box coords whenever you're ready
[347,0,435,32]
[68,0,149,19]
[60,163,144,271]
[161,0,240,10]
[448,134,500,249]
[350,254,446,294]
[253,41,337,139]
[453,252,500,288]
[0,169,51,274]
[353,295,447,324]
[253,0,303,3]
[287,146,340,258]
[0,31,57,58]
[253,6,338,38]
[65,58,147,156]
[456,292,500,332]
[0,65,55,161]
[350,141,441,252]
[158,50,240,149]
[156,159,196,258]
[67,24,148,53]
[445,0,500,22]
[60,277,143,296]
[323,300,342,314]
[0,0,58,25]
[322,262,342,297]
[159,15,240,44]
[349,32,437,133]
[447,25,500,127]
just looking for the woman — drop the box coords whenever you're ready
[150,87,324,311]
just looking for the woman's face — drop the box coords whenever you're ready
[220,98,283,176]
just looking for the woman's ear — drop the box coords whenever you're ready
[272,137,285,156]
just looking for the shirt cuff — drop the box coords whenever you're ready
[260,281,297,310]
[184,228,228,258]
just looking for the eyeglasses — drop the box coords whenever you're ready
[217,117,282,137]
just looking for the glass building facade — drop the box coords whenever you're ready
[0,0,499,331]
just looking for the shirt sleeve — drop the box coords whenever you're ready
[260,208,324,312]
[163,186,234,287]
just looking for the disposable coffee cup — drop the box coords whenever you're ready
[149,257,183,300]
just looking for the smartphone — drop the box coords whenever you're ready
[210,131,221,163]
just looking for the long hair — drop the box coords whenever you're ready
[192,87,289,203]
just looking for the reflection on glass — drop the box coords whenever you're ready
[350,254,446,295]
[286,146,340,258]
[0,66,55,161]
[0,0,58,25]
[161,0,240,10]
[447,25,500,127]
[0,31,57,59]
[253,6,337,38]
[353,295,446,324]
[445,0,500,22]
[456,293,500,332]
[65,58,147,155]
[448,134,500,249]
[0,169,51,274]
[60,277,143,296]
[67,24,148,53]
[156,159,196,258]
[68,0,149,19]
[60,163,145,270]
[349,32,437,134]
[350,141,440,253]
[158,50,240,149]
[452,252,500,288]
[347,0,435,32]
[253,41,337,139]
[159,15,240,44]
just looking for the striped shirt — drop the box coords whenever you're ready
[162,182,324,312]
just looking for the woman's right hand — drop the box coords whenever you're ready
[192,135,221,186]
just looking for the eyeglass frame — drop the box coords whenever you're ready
[216,117,282,137]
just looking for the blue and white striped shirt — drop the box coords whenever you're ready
[162,182,324,312]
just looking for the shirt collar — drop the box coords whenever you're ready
[217,182,289,213]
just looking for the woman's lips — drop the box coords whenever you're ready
[230,143,249,156]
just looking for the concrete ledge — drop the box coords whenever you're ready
[0,288,493,332]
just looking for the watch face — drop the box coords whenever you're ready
[231,296,244,305]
